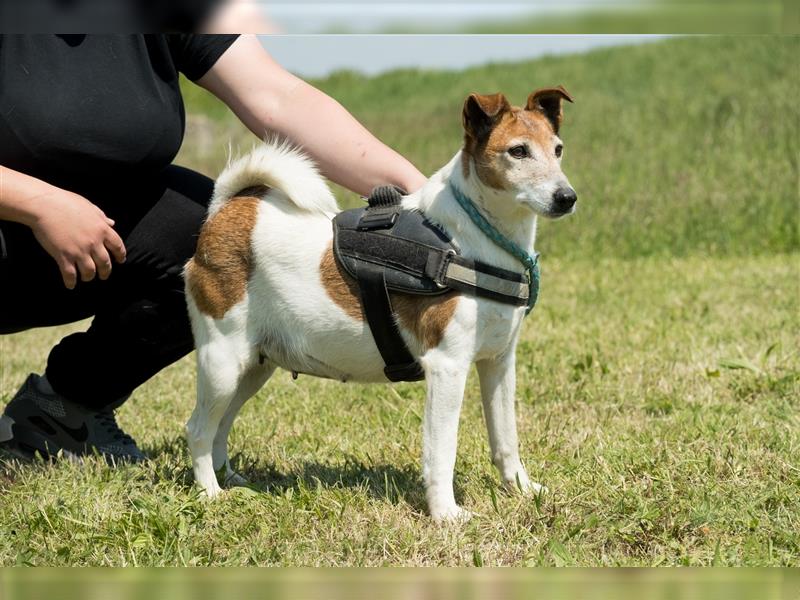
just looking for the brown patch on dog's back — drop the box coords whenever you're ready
[185,195,262,320]
[319,243,364,321]
[319,243,459,349]
[391,292,460,350]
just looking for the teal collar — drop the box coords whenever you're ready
[449,183,540,315]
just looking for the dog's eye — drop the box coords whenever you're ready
[508,145,528,159]
[555,144,564,158]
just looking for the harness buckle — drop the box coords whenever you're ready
[424,249,455,289]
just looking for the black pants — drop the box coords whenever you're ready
[0,165,213,410]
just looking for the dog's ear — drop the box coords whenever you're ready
[462,93,510,140]
[526,86,574,134]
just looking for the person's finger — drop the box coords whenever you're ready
[104,227,127,264]
[77,254,97,282]
[58,258,78,290]
[91,245,113,280]
[94,205,114,227]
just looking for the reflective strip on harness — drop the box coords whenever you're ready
[443,261,529,302]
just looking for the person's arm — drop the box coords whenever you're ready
[0,166,126,289]
[196,35,427,196]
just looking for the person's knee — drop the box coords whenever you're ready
[122,168,213,278]
[117,294,193,348]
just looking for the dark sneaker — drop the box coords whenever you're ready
[0,373,146,464]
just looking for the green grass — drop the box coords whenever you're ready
[1,255,797,566]
[1,36,798,566]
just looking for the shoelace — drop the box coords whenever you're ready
[96,411,135,444]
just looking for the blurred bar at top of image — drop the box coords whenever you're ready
[264,0,795,34]
[0,0,797,33]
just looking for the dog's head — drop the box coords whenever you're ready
[461,87,576,219]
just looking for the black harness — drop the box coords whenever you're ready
[332,186,531,382]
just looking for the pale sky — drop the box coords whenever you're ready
[259,34,668,78]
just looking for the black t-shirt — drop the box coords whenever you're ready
[0,34,238,192]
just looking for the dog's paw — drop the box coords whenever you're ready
[430,505,473,524]
[197,481,225,500]
[504,475,548,496]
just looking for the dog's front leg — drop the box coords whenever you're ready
[476,353,544,496]
[422,356,471,523]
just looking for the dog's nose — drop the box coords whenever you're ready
[553,187,577,212]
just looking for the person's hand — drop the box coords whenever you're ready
[29,189,127,290]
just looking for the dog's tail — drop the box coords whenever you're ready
[208,137,339,218]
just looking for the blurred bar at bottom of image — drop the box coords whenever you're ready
[0,568,796,600]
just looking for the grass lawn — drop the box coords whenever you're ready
[0,35,798,566]
[1,254,797,566]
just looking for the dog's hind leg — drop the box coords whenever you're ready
[186,333,254,498]
[212,362,275,487]
[476,354,545,496]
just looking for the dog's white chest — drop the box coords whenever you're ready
[472,302,525,360]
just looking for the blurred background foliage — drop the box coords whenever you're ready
[178,35,799,261]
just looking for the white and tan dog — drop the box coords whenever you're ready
[184,88,576,522]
